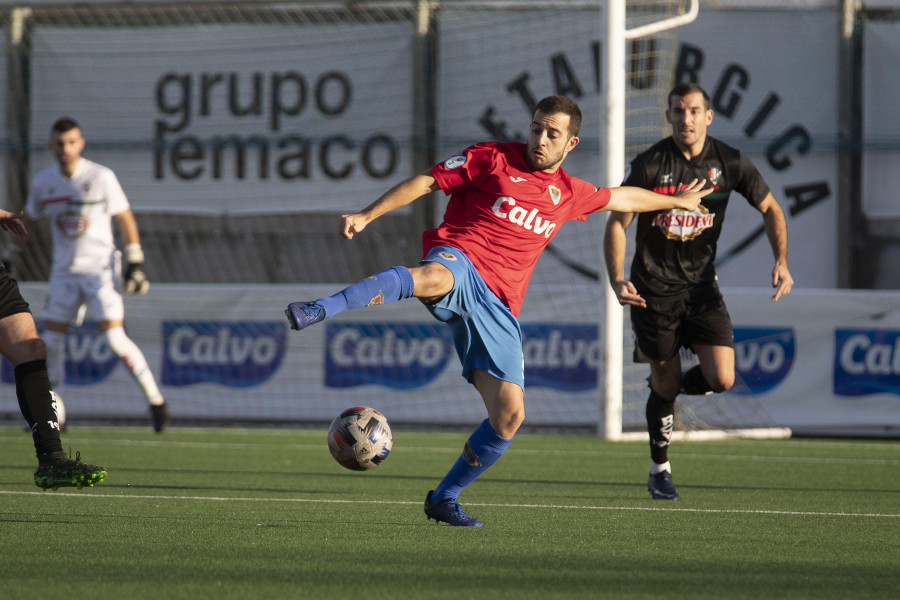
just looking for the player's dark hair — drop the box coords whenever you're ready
[51,117,80,134]
[534,95,582,138]
[668,83,710,110]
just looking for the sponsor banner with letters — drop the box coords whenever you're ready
[833,329,900,398]
[28,22,414,214]
[2,283,898,435]
[161,321,287,388]
[325,322,453,389]
[0,283,601,427]
[731,327,796,396]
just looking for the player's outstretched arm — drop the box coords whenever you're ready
[605,179,711,214]
[603,211,646,308]
[341,171,439,239]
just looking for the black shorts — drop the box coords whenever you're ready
[630,283,733,363]
[0,267,32,320]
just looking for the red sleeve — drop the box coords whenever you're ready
[569,178,611,222]
[431,143,498,194]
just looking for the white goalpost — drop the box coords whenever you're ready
[598,0,791,442]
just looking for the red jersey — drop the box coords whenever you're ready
[425,141,611,316]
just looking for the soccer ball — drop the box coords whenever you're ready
[327,407,393,471]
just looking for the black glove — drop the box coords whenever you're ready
[124,262,150,295]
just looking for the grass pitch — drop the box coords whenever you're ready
[1,425,897,599]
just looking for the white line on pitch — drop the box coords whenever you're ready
[1,490,897,519]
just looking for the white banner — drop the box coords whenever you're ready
[29,23,415,214]
[2,283,898,437]
[723,288,900,436]
[2,283,601,428]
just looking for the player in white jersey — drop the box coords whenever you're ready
[9,117,169,432]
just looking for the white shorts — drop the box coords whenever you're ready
[42,266,124,324]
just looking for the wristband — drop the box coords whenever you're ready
[124,243,144,264]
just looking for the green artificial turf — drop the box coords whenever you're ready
[1,426,897,599]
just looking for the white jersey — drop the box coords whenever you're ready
[25,158,130,275]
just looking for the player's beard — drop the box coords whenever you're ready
[526,145,565,171]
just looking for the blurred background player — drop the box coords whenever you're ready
[286,96,711,526]
[4,117,169,433]
[0,207,107,489]
[603,82,793,500]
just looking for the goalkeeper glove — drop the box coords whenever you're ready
[123,244,150,295]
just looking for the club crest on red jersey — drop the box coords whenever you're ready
[549,185,561,205]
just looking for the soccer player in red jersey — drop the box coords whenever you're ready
[287,95,711,526]
[604,83,794,500]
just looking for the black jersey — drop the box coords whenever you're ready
[623,136,770,300]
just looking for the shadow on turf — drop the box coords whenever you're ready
[4,465,888,498]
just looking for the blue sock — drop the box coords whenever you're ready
[431,419,513,502]
[317,266,414,317]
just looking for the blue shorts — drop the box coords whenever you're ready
[421,245,524,390]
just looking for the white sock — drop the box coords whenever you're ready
[103,327,165,406]
[650,460,671,475]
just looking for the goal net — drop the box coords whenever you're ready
[0,1,783,435]
[603,1,788,440]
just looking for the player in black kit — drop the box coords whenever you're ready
[0,208,107,490]
[603,82,793,500]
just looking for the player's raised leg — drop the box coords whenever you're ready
[285,266,416,330]
[286,261,456,331]
[686,344,735,394]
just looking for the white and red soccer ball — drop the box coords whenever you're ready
[327,407,393,471]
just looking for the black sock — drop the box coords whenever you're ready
[681,365,713,395]
[15,360,64,457]
[646,389,675,464]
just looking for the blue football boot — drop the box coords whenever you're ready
[424,490,484,527]
[285,301,326,331]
